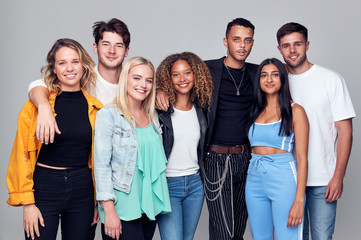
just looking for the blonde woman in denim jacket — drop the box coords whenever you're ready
[94,57,171,240]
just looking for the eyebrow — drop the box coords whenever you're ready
[261,70,279,73]
[101,40,124,45]
[56,58,80,62]
[232,36,253,39]
[172,68,192,73]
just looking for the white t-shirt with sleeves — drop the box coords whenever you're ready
[166,105,201,177]
[27,66,118,105]
[288,65,356,186]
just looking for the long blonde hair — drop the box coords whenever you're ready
[41,38,96,95]
[115,57,157,127]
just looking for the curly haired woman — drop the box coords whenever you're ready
[156,52,213,240]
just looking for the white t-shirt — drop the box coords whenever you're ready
[166,105,200,177]
[288,65,356,186]
[89,67,118,105]
[27,66,118,105]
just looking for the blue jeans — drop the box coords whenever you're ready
[303,186,337,240]
[157,172,204,240]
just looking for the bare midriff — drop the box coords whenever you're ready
[37,162,68,170]
[251,146,288,155]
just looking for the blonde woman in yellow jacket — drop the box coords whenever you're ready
[7,38,102,240]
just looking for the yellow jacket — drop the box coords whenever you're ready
[7,89,102,206]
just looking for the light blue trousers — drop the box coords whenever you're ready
[245,153,303,240]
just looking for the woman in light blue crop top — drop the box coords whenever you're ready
[93,57,171,240]
[245,58,309,240]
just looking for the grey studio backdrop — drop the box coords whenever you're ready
[1,0,360,239]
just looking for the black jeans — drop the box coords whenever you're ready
[101,214,156,240]
[25,165,94,240]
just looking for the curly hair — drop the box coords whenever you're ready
[41,38,96,96]
[156,52,213,110]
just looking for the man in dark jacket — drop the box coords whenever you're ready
[202,18,258,240]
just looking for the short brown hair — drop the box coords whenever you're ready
[93,18,130,48]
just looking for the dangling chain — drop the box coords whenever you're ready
[202,154,235,238]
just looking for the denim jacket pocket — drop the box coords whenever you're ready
[113,127,131,147]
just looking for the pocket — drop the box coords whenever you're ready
[113,127,131,148]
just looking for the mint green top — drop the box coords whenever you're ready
[99,124,171,222]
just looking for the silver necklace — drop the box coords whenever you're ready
[223,62,246,96]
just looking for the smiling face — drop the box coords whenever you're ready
[223,25,254,68]
[171,60,194,98]
[53,47,83,91]
[126,64,154,105]
[278,32,309,72]
[93,31,129,70]
[260,63,281,96]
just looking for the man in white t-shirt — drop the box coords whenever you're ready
[277,22,356,240]
[28,18,130,144]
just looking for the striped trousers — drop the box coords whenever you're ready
[203,150,250,240]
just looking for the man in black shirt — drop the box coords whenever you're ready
[203,18,258,240]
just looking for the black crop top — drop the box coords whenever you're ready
[37,91,92,168]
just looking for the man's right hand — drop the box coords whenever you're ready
[28,85,61,144]
[155,89,169,111]
[36,103,61,144]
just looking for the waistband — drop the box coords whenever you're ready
[249,153,294,174]
[250,152,294,163]
[209,144,248,154]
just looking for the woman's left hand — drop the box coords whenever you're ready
[287,200,304,227]
[91,205,100,226]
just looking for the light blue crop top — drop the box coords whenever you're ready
[248,120,295,153]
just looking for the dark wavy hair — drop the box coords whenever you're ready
[92,18,130,48]
[248,58,293,136]
[156,52,213,110]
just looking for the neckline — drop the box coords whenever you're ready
[173,105,194,112]
[254,119,281,125]
[136,123,152,129]
[59,90,83,98]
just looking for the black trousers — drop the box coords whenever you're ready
[101,214,156,240]
[25,165,94,240]
[203,150,250,240]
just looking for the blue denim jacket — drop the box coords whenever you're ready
[93,104,162,203]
